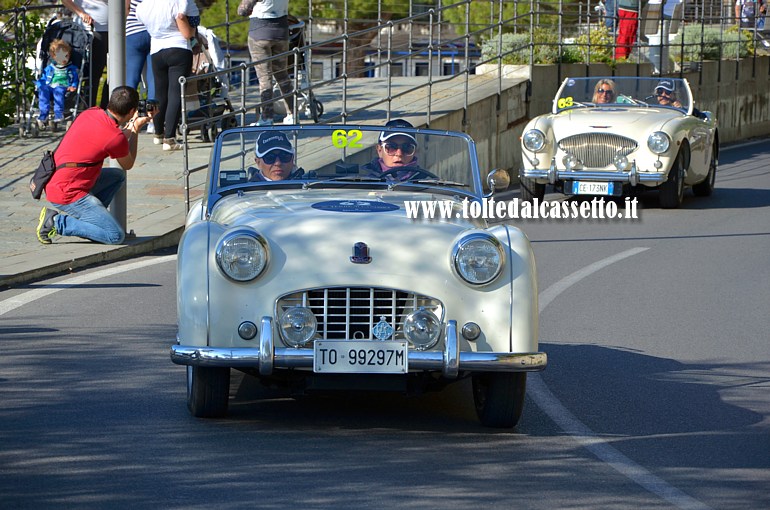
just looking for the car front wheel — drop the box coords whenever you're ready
[692,146,717,197]
[472,372,527,428]
[520,177,545,203]
[187,366,230,418]
[659,151,685,208]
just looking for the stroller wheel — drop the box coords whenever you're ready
[222,116,238,130]
[207,123,219,143]
[201,124,211,143]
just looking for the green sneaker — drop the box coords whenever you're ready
[36,207,58,244]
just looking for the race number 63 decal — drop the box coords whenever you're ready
[332,129,363,148]
[557,97,574,108]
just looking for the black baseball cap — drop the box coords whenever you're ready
[378,119,417,144]
[656,79,675,92]
[255,131,294,157]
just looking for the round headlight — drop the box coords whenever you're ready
[452,233,505,285]
[403,308,441,350]
[215,230,269,282]
[278,306,317,347]
[647,131,671,154]
[522,129,546,152]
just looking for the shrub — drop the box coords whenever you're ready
[671,25,754,61]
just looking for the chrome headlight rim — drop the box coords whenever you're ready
[451,232,506,286]
[522,129,546,152]
[215,228,269,282]
[647,131,671,155]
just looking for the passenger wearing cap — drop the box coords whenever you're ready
[248,131,297,181]
[362,119,424,180]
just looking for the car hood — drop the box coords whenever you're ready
[544,107,678,137]
[208,190,488,280]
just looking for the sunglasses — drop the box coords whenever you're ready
[261,151,294,164]
[382,142,416,156]
[656,89,672,96]
[597,89,614,94]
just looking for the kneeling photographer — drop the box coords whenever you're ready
[35,86,154,245]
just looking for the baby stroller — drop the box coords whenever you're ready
[184,25,238,143]
[27,17,92,136]
[272,16,324,123]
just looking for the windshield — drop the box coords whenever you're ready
[208,125,481,203]
[554,76,694,114]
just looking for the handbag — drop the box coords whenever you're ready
[29,150,58,200]
[29,145,101,200]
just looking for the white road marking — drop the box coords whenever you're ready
[532,247,712,510]
[0,255,176,317]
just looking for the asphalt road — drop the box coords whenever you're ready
[0,140,768,509]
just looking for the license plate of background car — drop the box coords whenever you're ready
[573,181,613,195]
[313,340,408,374]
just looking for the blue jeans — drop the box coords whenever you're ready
[51,167,126,244]
[38,85,67,120]
[127,30,155,100]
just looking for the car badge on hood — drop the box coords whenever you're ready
[372,317,394,340]
[350,242,372,264]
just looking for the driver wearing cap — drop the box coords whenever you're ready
[654,79,683,108]
[363,119,421,180]
[248,131,297,181]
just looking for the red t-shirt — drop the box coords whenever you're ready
[45,107,129,204]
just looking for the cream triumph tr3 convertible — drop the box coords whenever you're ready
[171,123,547,428]
[519,76,718,208]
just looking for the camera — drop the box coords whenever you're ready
[138,99,159,117]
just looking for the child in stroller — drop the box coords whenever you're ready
[29,18,91,135]
[36,39,79,131]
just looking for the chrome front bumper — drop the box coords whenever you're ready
[170,318,547,379]
[521,165,667,186]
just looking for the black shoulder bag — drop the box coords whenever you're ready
[29,143,100,200]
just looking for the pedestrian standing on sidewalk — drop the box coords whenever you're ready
[126,0,156,134]
[36,86,153,245]
[238,0,295,126]
[136,0,196,151]
[614,0,646,60]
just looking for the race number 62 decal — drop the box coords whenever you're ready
[332,129,363,148]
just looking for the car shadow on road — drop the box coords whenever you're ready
[538,342,770,470]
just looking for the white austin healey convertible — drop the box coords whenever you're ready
[519,76,718,208]
[171,123,546,428]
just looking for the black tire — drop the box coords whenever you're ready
[310,96,323,123]
[692,146,717,197]
[208,123,219,143]
[659,151,685,208]
[187,366,230,418]
[201,124,211,143]
[519,176,545,203]
[472,372,527,428]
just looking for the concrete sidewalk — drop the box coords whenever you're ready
[0,73,528,289]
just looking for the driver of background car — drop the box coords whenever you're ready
[248,130,298,181]
[363,119,421,180]
[654,78,708,120]
[592,78,617,103]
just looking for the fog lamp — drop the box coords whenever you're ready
[563,154,580,170]
[403,308,441,350]
[278,307,317,347]
[614,154,630,171]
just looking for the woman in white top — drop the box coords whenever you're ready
[136,0,197,151]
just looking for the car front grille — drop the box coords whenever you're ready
[276,287,444,341]
[558,133,638,168]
